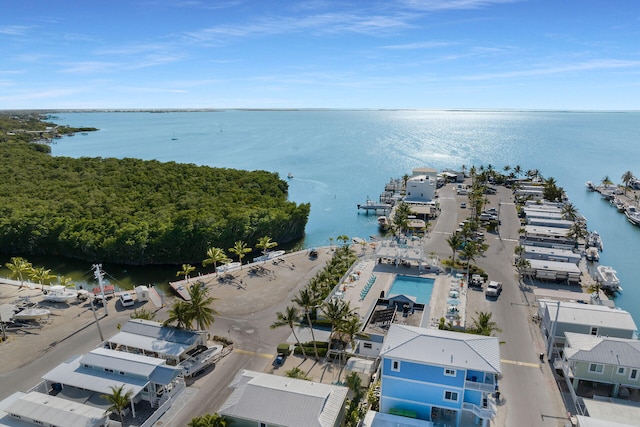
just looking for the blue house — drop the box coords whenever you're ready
[379,324,501,427]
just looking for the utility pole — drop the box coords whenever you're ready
[93,264,108,316]
[90,297,104,341]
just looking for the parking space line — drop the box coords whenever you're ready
[501,358,540,368]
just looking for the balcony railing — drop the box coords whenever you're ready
[464,379,496,393]
[462,402,494,419]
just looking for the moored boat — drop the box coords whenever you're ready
[216,262,241,273]
[625,205,640,226]
[586,231,604,251]
[595,265,622,292]
[253,250,286,263]
[378,216,389,230]
[585,181,595,191]
[585,247,599,262]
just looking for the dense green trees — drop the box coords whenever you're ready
[0,141,309,265]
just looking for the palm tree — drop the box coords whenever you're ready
[336,315,365,364]
[177,264,196,280]
[336,235,350,248]
[271,305,307,359]
[561,202,578,221]
[29,266,55,291]
[164,301,193,329]
[57,275,76,288]
[622,171,635,195]
[187,283,218,331]
[601,175,613,188]
[188,413,230,427]
[460,240,479,280]
[321,298,354,350]
[229,240,251,269]
[292,288,321,360]
[130,308,156,320]
[202,247,230,275]
[102,384,133,425]
[5,257,32,289]
[567,222,588,244]
[587,282,603,300]
[345,371,364,400]
[256,236,278,259]
[469,311,502,336]
[446,233,464,265]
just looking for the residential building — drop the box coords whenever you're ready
[538,300,638,356]
[219,370,348,427]
[379,324,501,427]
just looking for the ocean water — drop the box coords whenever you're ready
[41,110,640,321]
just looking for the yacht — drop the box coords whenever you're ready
[585,181,595,191]
[595,265,622,292]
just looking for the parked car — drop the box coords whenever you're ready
[119,292,135,307]
[460,202,467,208]
[274,353,286,367]
[485,281,502,297]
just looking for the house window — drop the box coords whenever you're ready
[589,363,603,374]
[590,327,598,336]
[444,368,456,377]
[631,369,638,380]
[391,360,400,372]
[260,423,267,427]
[363,343,372,349]
[617,367,626,375]
[444,390,459,402]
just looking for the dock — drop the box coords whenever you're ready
[357,200,392,213]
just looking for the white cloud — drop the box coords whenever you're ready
[0,25,32,36]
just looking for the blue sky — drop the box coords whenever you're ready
[1,0,639,110]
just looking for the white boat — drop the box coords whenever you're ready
[43,285,76,302]
[586,231,604,251]
[253,250,286,263]
[585,181,595,191]
[179,345,222,377]
[585,247,599,262]
[13,308,51,320]
[287,172,294,179]
[625,205,640,226]
[216,262,241,273]
[352,237,367,245]
[595,265,622,292]
[612,198,626,212]
[378,216,389,230]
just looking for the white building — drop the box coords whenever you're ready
[404,175,436,203]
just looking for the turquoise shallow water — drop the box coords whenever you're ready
[30,110,640,323]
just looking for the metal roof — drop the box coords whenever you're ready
[2,391,107,427]
[121,319,204,346]
[220,370,348,427]
[42,354,148,396]
[564,332,640,367]
[541,301,637,330]
[81,347,164,379]
[380,324,501,374]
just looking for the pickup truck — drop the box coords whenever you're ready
[485,281,502,297]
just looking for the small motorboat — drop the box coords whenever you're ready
[43,285,76,302]
[287,172,294,179]
[585,247,599,262]
[13,307,51,320]
[595,265,622,292]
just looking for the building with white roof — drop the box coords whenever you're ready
[379,324,501,427]
[538,300,638,357]
[0,391,109,427]
[105,319,206,363]
[40,347,184,417]
[219,370,348,427]
[404,175,436,203]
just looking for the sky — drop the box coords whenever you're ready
[1,0,639,110]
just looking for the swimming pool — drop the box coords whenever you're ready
[388,275,435,305]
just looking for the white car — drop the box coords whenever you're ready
[485,281,502,297]
[119,292,135,307]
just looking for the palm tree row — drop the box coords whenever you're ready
[5,256,75,291]
[271,244,359,361]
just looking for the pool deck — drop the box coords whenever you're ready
[330,255,468,331]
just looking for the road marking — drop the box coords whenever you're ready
[234,348,274,359]
[501,358,540,368]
